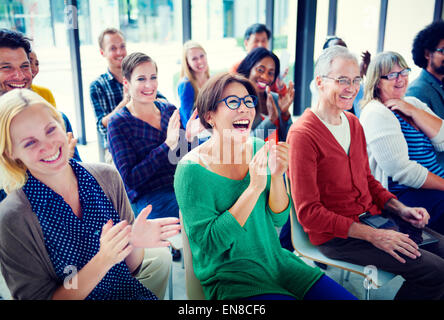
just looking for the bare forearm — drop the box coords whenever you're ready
[421,171,444,191]
[125,247,145,274]
[383,198,410,217]
[51,252,113,300]
[413,109,442,139]
[347,221,375,242]
[269,175,289,213]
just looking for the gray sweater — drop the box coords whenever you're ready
[0,162,134,300]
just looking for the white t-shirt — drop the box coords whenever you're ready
[315,112,351,154]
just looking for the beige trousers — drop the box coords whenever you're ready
[134,247,172,300]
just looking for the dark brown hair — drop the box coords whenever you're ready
[121,52,157,81]
[195,72,258,129]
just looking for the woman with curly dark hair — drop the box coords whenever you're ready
[407,20,444,119]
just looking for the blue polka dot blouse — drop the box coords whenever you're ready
[22,160,157,300]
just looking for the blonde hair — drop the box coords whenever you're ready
[0,89,65,193]
[180,41,210,102]
[361,51,409,109]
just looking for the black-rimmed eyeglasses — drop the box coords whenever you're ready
[380,68,411,80]
[217,95,258,110]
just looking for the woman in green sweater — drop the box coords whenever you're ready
[173,72,356,300]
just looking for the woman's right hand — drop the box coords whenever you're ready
[98,220,133,270]
[368,228,421,264]
[249,142,270,193]
[265,86,279,123]
[165,109,181,150]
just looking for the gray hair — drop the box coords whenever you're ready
[313,46,359,88]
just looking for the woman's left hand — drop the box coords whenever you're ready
[268,141,289,177]
[277,81,294,117]
[130,205,181,248]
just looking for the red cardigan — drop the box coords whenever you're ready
[287,109,395,245]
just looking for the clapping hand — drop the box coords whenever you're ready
[265,86,279,123]
[277,81,294,117]
[268,142,289,177]
[130,205,181,248]
[249,142,270,193]
[165,109,181,150]
[99,219,134,268]
[185,109,206,141]
[360,51,371,77]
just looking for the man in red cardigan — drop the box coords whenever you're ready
[287,45,444,300]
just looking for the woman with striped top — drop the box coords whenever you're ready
[360,51,444,234]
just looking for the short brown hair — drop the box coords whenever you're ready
[98,28,124,50]
[121,52,157,81]
[195,72,258,129]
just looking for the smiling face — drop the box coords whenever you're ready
[317,57,360,111]
[124,61,158,105]
[100,32,127,70]
[377,63,408,102]
[186,47,208,76]
[0,47,32,94]
[207,81,256,142]
[9,103,69,180]
[249,56,276,93]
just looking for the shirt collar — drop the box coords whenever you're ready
[424,69,444,87]
[105,68,121,82]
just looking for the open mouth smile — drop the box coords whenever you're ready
[41,148,61,163]
[232,119,251,130]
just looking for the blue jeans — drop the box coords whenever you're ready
[131,187,179,219]
[279,216,294,252]
[393,188,444,234]
[243,275,357,300]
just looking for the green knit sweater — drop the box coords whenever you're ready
[174,137,323,300]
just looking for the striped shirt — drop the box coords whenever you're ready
[388,111,444,192]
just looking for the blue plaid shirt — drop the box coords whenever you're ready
[107,101,184,202]
[89,70,124,149]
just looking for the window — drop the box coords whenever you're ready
[336,0,380,70]
[384,0,435,80]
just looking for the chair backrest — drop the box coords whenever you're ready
[179,212,206,300]
[285,176,397,289]
[289,201,316,255]
[285,175,316,254]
